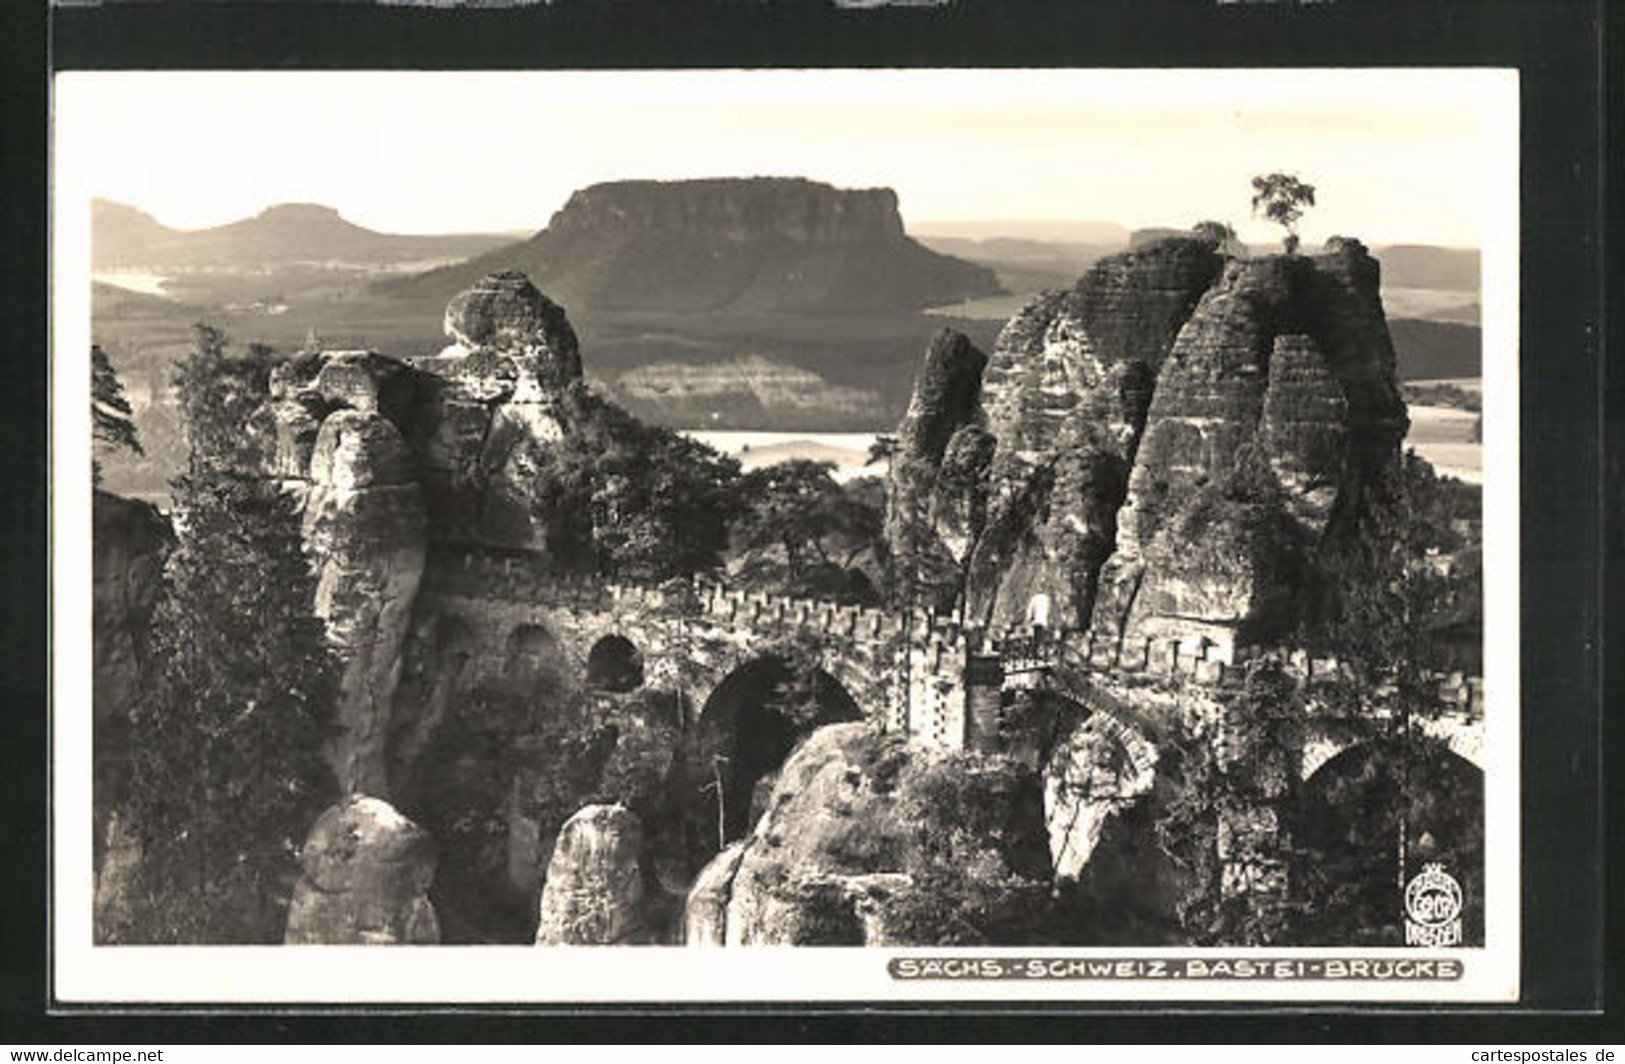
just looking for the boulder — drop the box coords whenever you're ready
[442,269,581,388]
[687,722,1054,946]
[683,842,746,947]
[534,804,653,945]
[284,796,439,944]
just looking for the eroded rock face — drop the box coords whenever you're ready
[683,842,747,947]
[92,490,170,915]
[887,238,1407,656]
[1091,242,1407,652]
[688,722,1053,946]
[302,409,428,795]
[884,329,992,608]
[409,272,591,553]
[244,273,623,795]
[92,491,170,726]
[1044,714,1158,882]
[534,804,656,945]
[441,269,582,388]
[965,239,1224,631]
[284,795,439,944]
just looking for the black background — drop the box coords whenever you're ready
[4,0,1615,1043]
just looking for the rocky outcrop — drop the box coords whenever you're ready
[249,351,430,796]
[92,490,170,912]
[686,723,1053,946]
[441,269,582,387]
[887,237,1407,658]
[1043,710,1159,882]
[385,178,1002,315]
[410,270,584,552]
[1091,241,1407,652]
[302,409,428,795]
[92,491,169,730]
[963,239,1224,631]
[284,795,440,944]
[535,804,658,945]
[244,272,645,796]
[884,329,992,608]
[683,842,747,947]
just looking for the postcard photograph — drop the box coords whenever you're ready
[52,67,1519,1003]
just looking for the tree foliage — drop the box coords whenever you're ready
[1152,662,1308,946]
[114,326,340,944]
[732,459,884,604]
[1288,452,1485,944]
[539,384,741,580]
[1250,172,1317,254]
[92,344,142,485]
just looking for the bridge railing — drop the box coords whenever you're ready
[420,544,1482,715]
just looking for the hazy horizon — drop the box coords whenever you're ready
[59,69,1512,249]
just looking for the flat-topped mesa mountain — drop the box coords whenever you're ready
[91,199,517,271]
[381,178,1003,315]
[887,236,1408,659]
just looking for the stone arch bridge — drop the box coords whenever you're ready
[406,543,1484,798]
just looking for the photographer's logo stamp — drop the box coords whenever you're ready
[1405,863,1464,947]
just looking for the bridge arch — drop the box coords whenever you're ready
[1037,673,1163,883]
[1295,738,1484,945]
[586,634,644,693]
[502,622,568,688]
[682,652,865,866]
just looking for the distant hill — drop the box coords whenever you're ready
[909,218,1130,245]
[1371,245,1480,292]
[92,199,519,271]
[914,235,1121,295]
[1388,318,1482,380]
[381,178,1003,316]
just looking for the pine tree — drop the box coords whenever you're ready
[118,326,340,943]
[91,344,142,485]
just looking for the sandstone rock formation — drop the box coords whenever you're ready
[1090,241,1407,654]
[249,350,430,796]
[385,178,1002,315]
[686,722,1052,946]
[411,270,584,552]
[92,490,170,922]
[884,329,992,609]
[535,804,658,945]
[284,795,440,944]
[887,237,1407,660]
[302,408,427,794]
[242,272,631,797]
[92,491,170,733]
[965,239,1224,632]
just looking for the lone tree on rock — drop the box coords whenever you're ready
[1251,173,1317,254]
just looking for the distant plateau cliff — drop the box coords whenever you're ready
[381,178,1003,315]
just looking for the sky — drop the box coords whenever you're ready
[56,69,1515,248]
